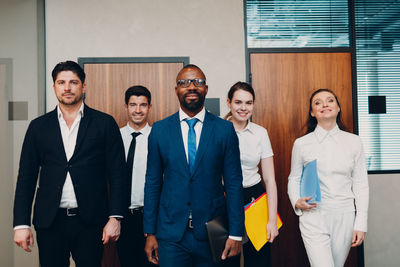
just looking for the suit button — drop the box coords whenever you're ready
[187,202,191,206]
[190,179,193,184]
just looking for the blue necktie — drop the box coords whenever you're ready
[185,118,198,174]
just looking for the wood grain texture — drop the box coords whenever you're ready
[84,62,182,128]
[250,52,355,267]
[83,62,183,267]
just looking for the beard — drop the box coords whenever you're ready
[59,93,83,106]
[179,91,205,112]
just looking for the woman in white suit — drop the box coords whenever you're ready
[287,89,369,267]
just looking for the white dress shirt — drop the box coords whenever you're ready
[120,123,151,208]
[288,125,369,232]
[235,122,274,188]
[57,103,84,209]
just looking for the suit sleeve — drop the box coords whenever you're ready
[223,123,244,237]
[13,121,40,227]
[104,116,126,217]
[143,124,163,234]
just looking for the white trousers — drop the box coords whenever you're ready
[299,208,355,267]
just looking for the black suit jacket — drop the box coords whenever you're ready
[13,105,126,229]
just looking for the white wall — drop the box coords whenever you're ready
[45,0,246,116]
[365,173,400,267]
[0,0,41,266]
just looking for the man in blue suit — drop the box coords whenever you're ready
[143,64,244,266]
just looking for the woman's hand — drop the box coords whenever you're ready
[266,221,279,243]
[295,196,317,211]
[351,231,365,247]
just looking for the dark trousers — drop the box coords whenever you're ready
[158,228,220,267]
[35,208,104,267]
[243,182,271,267]
[117,208,155,267]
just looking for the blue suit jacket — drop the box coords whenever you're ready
[143,111,244,242]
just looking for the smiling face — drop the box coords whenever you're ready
[227,89,254,124]
[53,70,85,107]
[125,95,151,130]
[175,67,208,116]
[310,91,340,123]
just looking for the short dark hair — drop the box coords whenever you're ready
[124,85,152,105]
[51,61,86,83]
[176,64,206,82]
[306,88,348,134]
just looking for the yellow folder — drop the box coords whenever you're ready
[244,193,283,251]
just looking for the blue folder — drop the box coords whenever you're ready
[300,159,321,203]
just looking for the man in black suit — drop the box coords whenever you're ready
[13,61,126,267]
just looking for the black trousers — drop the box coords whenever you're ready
[117,208,155,267]
[35,209,104,267]
[242,182,271,267]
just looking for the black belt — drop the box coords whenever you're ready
[59,208,79,217]
[128,206,144,215]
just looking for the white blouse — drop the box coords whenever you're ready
[288,125,369,232]
[236,122,274,188]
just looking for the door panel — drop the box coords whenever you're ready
[83,61,184,267]
[250,52,356,267]
[84,62,183,127]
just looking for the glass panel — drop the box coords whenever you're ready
[355,0,400,171]
[246,0,350,48]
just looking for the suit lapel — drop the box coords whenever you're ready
[72,105,90,159]
[192,111,214,175]
[170,112,190,174]
[49,107,68,162]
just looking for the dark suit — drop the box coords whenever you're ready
[143,111,244,266]
[13,105,126,266]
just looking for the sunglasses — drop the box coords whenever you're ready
[177,79,206,88]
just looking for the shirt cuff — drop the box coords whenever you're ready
[109,215,123,219]
[354,211,368,232]
[229,235,242,241]
[14,225,30,230]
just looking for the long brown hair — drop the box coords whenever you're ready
[306,89,349,134]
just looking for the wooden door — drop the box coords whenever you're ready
[82,61,184,267]
[84,62,183,128]
[250,52,356,267]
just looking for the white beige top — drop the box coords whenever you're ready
[288,125,369,232]
[235,122,274,188]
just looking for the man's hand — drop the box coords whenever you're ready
[295,196,317,211]
[266,221,279,243]
[14,228,34,252]
[221,238,241,260]
[102,218,121,244]
[351,230,366,247]
[144,235,159,265]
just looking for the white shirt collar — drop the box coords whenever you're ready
[126,122,151,135]
[57,102,84,119]
[179,107,206,123]
[314,124,340,143]
[236,120,255,134]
